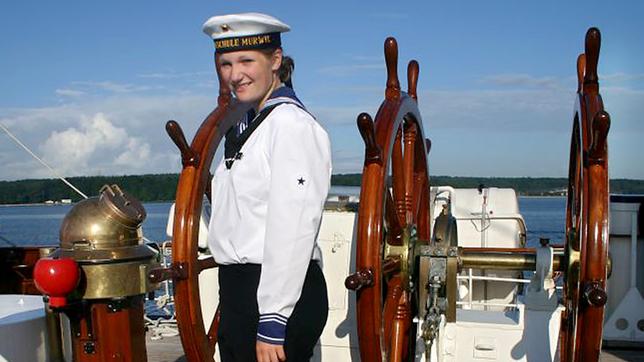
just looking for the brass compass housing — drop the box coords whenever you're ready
[51,185,158,299]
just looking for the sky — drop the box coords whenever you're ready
[1,0,642,182]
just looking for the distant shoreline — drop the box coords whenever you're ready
[0,202,73,207]
[0,200,201,206]
[0,194,568,206]
[1,174,643,205]
[519,195,566,198]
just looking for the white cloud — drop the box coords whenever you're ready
[418,88,575,132]
[311,83,644,178]
[71,81,157,93]
[311,86,575,131]
[137,71,212,79]
[2,70,642,181]
[0,92,213,181]
[40,113,140,173]
[55,88,86,97]
[114,138,151,167]
[601,73,644,84]
[312,105,377,125]
[317,63,384,76]
[331,150,364,174]
[480,74,564,89]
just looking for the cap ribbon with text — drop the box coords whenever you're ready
[214,32,281,53]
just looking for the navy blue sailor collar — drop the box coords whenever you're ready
[260,85,306,112]
[236,85,307,136]
[225,86,310,169]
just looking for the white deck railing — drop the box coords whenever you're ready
[456,268,562,310]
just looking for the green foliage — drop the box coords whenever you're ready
[430,176,569,195]
[0,174,179,204]
[1,173,643,204]
[331,174,362,186]
[331,173,644,196]
[611,179,644,194]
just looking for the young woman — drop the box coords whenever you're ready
[202,13,331,362]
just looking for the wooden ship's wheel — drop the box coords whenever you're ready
[346,28,611,362]
[344,37,431,361]
[560,27,611,362]
[148,56,251,361]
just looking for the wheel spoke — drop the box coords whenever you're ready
[412,173,425,225]
[561,259,580,362]
[390,290,411,362]
[385,188,404,245]
[566,118,583,253]
[403,119,417,225]
[382,276,404,356]
[206,306,221,354]
[563,118,582,362]
[197,256,218,273]
[392,127,406,227]
[382,256,402,277]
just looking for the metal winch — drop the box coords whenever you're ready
[35,184,159,361]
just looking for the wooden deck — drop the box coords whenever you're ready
[146,333,186,362]
[146,333,643,361]
[601,349,644,362]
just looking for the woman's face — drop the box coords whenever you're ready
[218,49,282,107]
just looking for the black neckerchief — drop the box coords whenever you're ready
[224,104,280,169]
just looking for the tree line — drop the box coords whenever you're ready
[332,174,644,195]
[1,173,643,204]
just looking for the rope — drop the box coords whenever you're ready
[0,122,89,199]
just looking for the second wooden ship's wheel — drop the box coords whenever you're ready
[346,28,611,362]
[560,27,611,362]
[344,38,431,361]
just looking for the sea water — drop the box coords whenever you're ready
[0,195,566,248]
[0,191,565,317]
[0,202,172,247]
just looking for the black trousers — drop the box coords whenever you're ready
[217,261,328,361]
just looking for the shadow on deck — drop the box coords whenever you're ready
[147,332,643,362]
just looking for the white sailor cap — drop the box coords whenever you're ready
[202,12,290,53]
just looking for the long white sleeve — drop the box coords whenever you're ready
[255,105,331,344]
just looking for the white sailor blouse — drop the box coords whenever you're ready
[207,89,332,345]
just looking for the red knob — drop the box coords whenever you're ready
[34,258,80,307]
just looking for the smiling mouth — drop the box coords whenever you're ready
[234,82,251,92]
